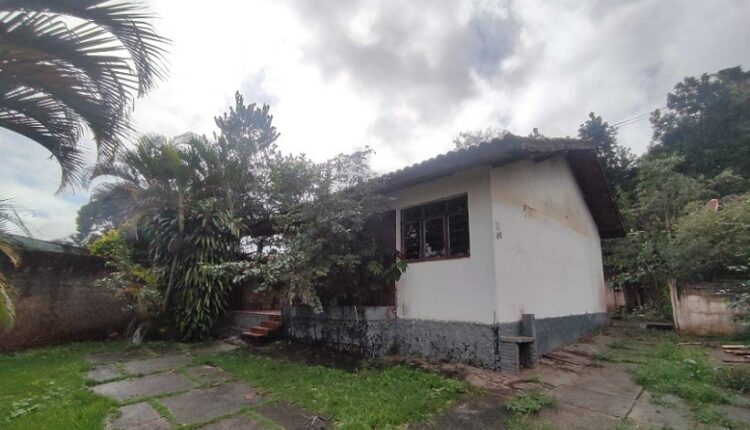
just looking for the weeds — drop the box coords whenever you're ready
[504,391,556,415]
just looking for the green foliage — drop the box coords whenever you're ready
[578,112,636,193]
[151,199,242,340]
[634,339,731,404]
[504,391,556,415]
[667,195,750,283]
[651,66,750,179]
[87,229,161,342]
[203,350,468,429]
[265,151,405,310]
[0,1,168,190]
[715,366,750,394]
[0,342,120,430]
[0,199,30,332]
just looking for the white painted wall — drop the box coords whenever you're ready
[490,157,607,322]
[392,167,496,324]
[391,156,607,325]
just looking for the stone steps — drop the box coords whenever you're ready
[232,310,282,343]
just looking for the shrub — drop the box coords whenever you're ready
[88,229,162,343]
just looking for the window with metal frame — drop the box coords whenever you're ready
[400,194,470,262]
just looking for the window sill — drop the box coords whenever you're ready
[402,255,470,264]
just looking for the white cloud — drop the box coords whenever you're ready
[1,0,749,239]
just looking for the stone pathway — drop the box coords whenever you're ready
[85,341,328,430]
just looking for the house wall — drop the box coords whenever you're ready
[490,157,607,322]
[392,166,496,324]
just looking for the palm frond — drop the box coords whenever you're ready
[0,1,169,190]
[1,0,169,94]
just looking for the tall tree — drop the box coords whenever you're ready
[578,112,635,192]
[0,0,168,190]
[650,66,750,179]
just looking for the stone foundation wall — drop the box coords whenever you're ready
[282,306,397,357]
[282,305,608,370]
[0,244,129,352]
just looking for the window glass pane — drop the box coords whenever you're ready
[402,207,421,222]
[402,221,421,260]
[423,217,446,258]
[423,201,446,218]
[449,213,470,256]
[447,196,468,214]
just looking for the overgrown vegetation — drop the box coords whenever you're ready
[87,229,162,343]
[594,331,750,428]
[81,93,404,340]
[502,390,556,430]
[202,350,468,429]
[0,343,120,430]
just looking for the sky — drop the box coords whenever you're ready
[2,0,749,240]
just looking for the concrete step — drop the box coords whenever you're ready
[250,326,269,336]
[260,320,280,330]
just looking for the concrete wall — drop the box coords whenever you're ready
[490,157,607,322]
[391,167,496,324]
[0,249,129,352]
[669,280,747,337]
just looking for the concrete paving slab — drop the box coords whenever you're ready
[256,400,330,429]
[627,391,691,429]
[184,365,236,385]
[158,382,263,425]
[191,341,238,356]
[92,372,194,402]
[534,364,585,387]
[567,365,643,399]
[197,415,265,430]
[87,364,123,383]
[716,404,750,423]
[537,402,620,430]
[551,384,634,418]
[107,402,171,430]
[87,350,151,365]
[122,354,193,375]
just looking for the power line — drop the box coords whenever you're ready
[611,106,666,129]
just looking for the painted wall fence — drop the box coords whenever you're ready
[0,237,128,352]
[669,280,748,337]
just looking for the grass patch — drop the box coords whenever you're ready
[504,414,555,430]
[203,350,469,429]
[716,366,750,394]
[0,342,123,430]
[504,391,556,415]
[634,339,731,404]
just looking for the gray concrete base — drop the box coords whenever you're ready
[283,306,608,371]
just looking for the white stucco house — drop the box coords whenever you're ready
[283,135,624,372]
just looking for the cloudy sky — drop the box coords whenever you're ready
[2,0,749,240]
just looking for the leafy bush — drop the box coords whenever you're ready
[151,199,242,340]
[88,229,162,343]
[668,195,750,283]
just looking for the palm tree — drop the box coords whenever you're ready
[0,200,29,331]
[90,134,212,234]
[0,0,168,190]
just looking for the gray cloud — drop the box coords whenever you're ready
[290,0,519,143]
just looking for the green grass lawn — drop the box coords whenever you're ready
[0,342,122,430]
[201,350,470,429]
